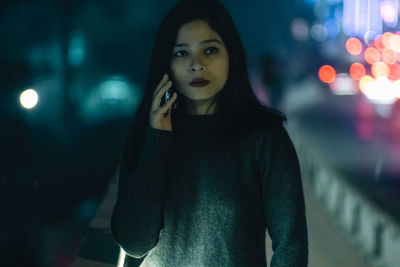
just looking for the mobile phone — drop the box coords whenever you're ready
[160,78,177,109]
[162,89,171,104]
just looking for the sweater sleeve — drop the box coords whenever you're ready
[260,125,308,267]
[111,125,173,258]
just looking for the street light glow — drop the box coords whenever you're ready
[20,89,38,109]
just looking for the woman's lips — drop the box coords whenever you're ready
[189,79,210,87]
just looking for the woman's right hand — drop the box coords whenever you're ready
[149,74,178,132]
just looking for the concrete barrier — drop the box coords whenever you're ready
[286,120,400,267]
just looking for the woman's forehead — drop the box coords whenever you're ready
[175,20,223,44]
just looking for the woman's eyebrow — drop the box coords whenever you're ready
[174,38,222,47]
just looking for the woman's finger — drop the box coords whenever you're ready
[153,74,168,97]
[156,92,177,115]
[151,81,172,112]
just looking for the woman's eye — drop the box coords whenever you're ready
[172,47,218,58]
[205,47,219,55]
[173,50,188,57]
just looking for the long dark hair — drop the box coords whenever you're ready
[121,0,286,173]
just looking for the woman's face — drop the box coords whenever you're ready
[170,19,229,114]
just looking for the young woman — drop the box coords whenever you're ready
[111,0,308,266]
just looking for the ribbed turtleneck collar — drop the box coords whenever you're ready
[172,112,218,134]
[180,113,217,120]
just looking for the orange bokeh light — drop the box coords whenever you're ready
[371,62,390,77]
[350,63,366,80]
[318,65,336,83]
[346,38,363,55]
[359,75,374,92]
[364,47,381,65]
[382,48,397,64]
[381,32,394,48]
[390,64,400,80]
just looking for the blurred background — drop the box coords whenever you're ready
[1,0,400,266]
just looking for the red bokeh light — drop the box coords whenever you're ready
[350,63,366,80]
[346,38,363,55]
[390,64,400,80]
[374,35,385,50]
[318,65,336,83]
[364,47,381,65]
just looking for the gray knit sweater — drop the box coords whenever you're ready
[111,113,308,266]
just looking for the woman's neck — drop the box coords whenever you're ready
[185,99,216,115]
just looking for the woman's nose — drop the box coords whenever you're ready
[189,55,206,72]
[189,63,205,72]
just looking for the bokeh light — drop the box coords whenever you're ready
[311,24,328,42]
[350,63,366,80]
[329,73,357,95]
[290,18,310,42]
[381,48,397,64]
[381,1,397,23]
[19,89,39,109]
[364,47,381,64]
[388,34,400,52]
[389,64,400,80]
[346,38,363,55]
[359,75,374,92]
[68,30,86,67]
[371,62,390,78]
[363,77,396,104]
[318,65,336,83]
[393,80,400,98]
[381,32,394,48]
[374,35,385,50]
[364,31,378,45]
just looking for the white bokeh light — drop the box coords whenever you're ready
[393,80,400,98]
[19,89,39,109]
[363,77,397,104]
[381,1,397,23]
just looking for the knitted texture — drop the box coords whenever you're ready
[111,114,308,266]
